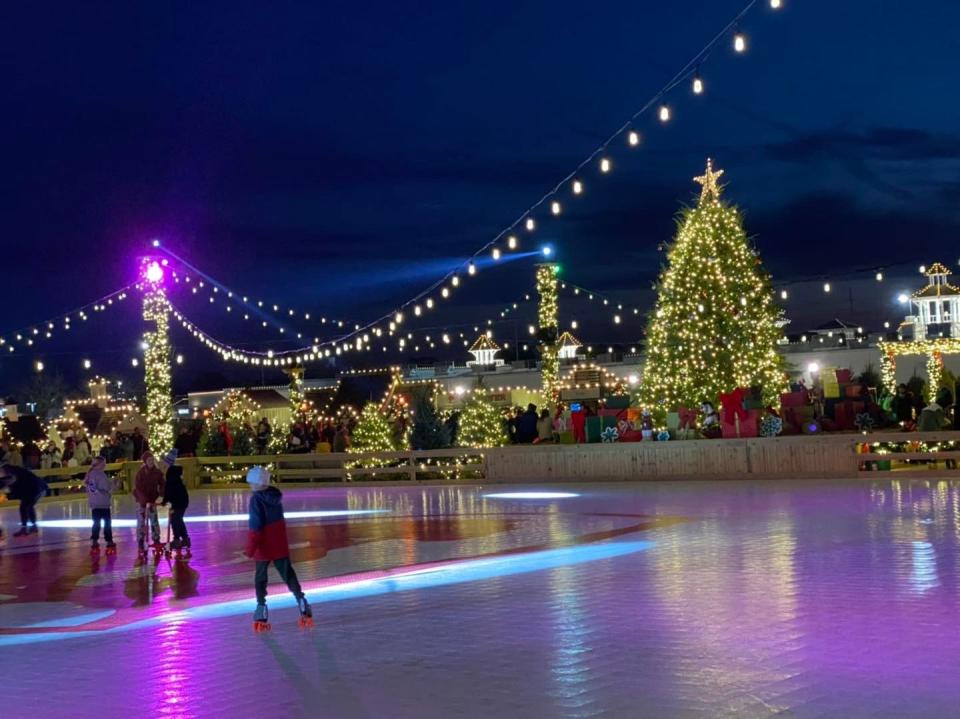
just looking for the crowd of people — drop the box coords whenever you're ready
[281,419,356,454]
[506,403,572,444]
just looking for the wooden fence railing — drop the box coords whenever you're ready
[23,431,960,497]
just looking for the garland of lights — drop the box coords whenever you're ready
[536,264,560,399]
[142,288,175,452]
[879,339,960,399]
[639,160,786,416]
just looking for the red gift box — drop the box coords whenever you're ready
[780,391,809,408]
[598,408,627,419]
[835,369,853,384]
[845,384,864,398]
[721,409,759,438]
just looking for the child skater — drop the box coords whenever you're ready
[160,449,191,558]
[244,466,312,631]
[85,456,117,555]
[133,451,165,560]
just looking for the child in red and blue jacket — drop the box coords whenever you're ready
[244,466,311,628]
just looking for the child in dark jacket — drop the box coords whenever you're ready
[244,466,312,630]
[161,454,191,555]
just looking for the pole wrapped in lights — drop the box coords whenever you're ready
[141,260,175,452]
[536,263,561,400]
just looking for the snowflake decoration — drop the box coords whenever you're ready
[759,415,783,438]
[656,430,671,442]
[854,413,874,432]
[600,427,620,443]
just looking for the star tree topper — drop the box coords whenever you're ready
[693,158,724,203]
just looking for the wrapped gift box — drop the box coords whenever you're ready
[835,369,853,384]
[666,412,680,430]
[604,395,631,409]
[784,405,815,433]
[558,431,576,444]
[780,391,809,408]
[845,384,864,398]
[620,429,643,442]
[585,416,603,443]
[598,408,627,419]
[601,416,618,430]
[721,409,759,438]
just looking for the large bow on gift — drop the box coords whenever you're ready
[677,408,698,429]
[718,388,748,422]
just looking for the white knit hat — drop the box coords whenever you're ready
[246,466,271,488]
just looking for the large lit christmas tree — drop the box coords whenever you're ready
[457,392,509,448]
[640,159,786,416]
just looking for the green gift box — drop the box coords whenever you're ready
[604,395,631,409]
[559,431,576,444]
[585,416,603,443]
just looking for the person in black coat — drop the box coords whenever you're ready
[516,404,539,444]
[161,463,191,551]
[1,463,47,537]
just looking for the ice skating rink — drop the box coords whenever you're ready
[3,479,960,718]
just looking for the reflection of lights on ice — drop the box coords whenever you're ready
[0,541,651,646]
[34,509,389,529]
[484,492,580,499]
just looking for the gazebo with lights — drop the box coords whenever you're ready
[882,261,960,399]
[557,331,583,360]
[466,334,504,367]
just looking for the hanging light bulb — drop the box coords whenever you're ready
[572,180,583,195]
[525,217,535,231]
[770,0,782,8]
[468,262,476,275]
[780,289,788,300]
[492,247,501,260]
[876,271,883,281]
[628,130,640,146]
[692,75,704,94]
[451,275,460,287]
[395,311,404,324]
[659,105,671,122]
[508,235,517,249]
[426,298,434,308]
[600,157,611,173]
[823,282,831,293]
[414,305,422,316]
[551,200,561,215]
[571,320,578,329]
[733,32,746,53]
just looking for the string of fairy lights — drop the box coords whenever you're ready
[131,0,786,367]
[0,285,134,361]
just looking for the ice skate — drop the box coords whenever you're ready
[177,541,192,561]
[151,542,165,560]
[90,542,101,557]
[27,525,38,534]
[297,596,314,629]
[252,603,271,632]
[105,542,117,556]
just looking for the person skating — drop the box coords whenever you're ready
[243,466,312,631]
[160,449,191,558]
[0,462,47,536]
[84,456,117,555]
[133,451,165,560]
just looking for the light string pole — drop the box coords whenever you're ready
[536,263,561,401]
[141,258,175,452]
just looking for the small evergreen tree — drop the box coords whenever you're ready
[409,392,451,450]
[350,403,405,454]
[457,393,510,448]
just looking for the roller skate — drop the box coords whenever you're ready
[90,542,101,558]
[178,540,192,561]
[297,596,314,629]
[252,603,271,632]
[105,542,117,556]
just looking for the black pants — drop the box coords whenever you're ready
[169,508,189,544]
[19,494,39,527]
[91,508,113,543]
[254,557,303,605]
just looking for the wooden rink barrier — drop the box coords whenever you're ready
[26,431,960,495]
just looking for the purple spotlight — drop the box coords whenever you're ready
[144,260,164,284]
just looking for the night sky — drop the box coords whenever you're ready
[4,1,960,395]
